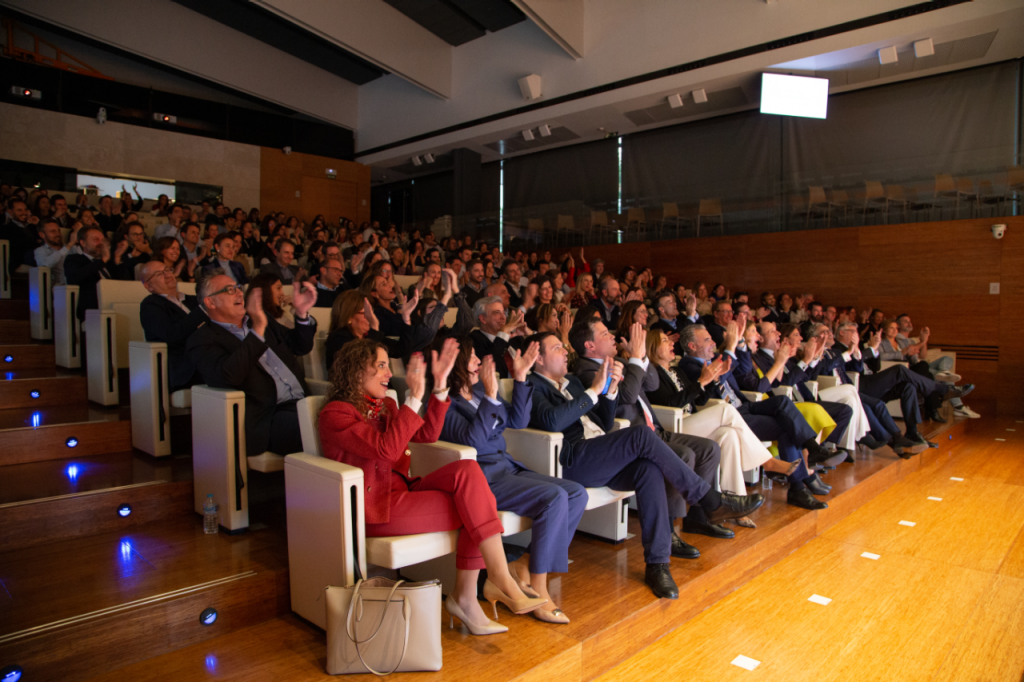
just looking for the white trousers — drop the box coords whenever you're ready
[681,403,773,496]
[816,384,869,450]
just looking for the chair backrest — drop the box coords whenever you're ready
[307,306,332,329]
[394,275,419,291]
[528,218,544,232]
[112,302,145,347]
[97,279,149,309]
[662,202,679,218]
[863,181,884,200]
[305,330,328,381]
[297,395,326,456]
[498,378,514,403]
[1009,165,1024,189]
[179,282,197,296]
[590,210,608,227]
[557,215,574,230]
[808,186,827,205]
[956,176,974,194]
[699,198,721,215]
[830,189,849,204]
[978,179,994,195]
[627,207,645,223]
[443,306,458,328]
[886,184,906,200]
[935,173,956,193]
[390,357,406,377]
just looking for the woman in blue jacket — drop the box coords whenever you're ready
[441,338,587,624]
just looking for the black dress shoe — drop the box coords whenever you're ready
[844,452,856,464]
[810,473,832,491]
[707,492,764,524]
[805,476,831,496]
[858,436,886,450]
[891,434,926,458]
[682,519,735,539]
[645,563,679,599]
[927,409,947,424]
[788,487,828,510]
[804,440,836,466]
[670,532,701,559]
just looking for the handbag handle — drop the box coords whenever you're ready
[345,579,411,677]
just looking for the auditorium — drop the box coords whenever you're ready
[3,0,1024,680]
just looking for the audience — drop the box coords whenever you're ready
[33,218,70,285]
[139,260,205,391]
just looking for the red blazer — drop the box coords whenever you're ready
[319,396,449,524]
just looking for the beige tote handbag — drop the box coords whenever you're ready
[325,577,442,676]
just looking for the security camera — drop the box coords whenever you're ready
[283,146,292,155]
[96,107,107,124]
[992,224,1006,239]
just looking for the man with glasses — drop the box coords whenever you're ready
[706,300,733,346]
[186,271,318,456]
[314,257,348,308]
[139,260,207,391]
[117,221,152,280]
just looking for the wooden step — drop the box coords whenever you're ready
[0,298,29,320]
[0,517,288,681]
[0,344,56,371]
[0,418,132,466]
[0,320,31,343]
[0,404,126,430]
[0,375,88,408]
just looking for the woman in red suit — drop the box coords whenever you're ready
[319,337,546,636]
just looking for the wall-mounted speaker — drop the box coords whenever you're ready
[518,74,542,101]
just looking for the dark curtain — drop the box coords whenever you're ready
[503,138,618,211]
[480,161,501,213]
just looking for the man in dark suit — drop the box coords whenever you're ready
[499,260,524,309]
[198,233,248,284]
[571,318,727,545]
[259,238,303,284]
[678,323,836,511]
[705,300,732,346]
[592,277,621,329]
[756,292,784,325]
[186,271,317,456]
[139,260,207,391]
[313,257,348,308]
[64,226,117,321]
[649,290,701,353]
[526,331,762,600]
[462,259,488,308]
[799,302,825,340]
[470,296,524,379]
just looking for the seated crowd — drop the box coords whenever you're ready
[0,184,979,632]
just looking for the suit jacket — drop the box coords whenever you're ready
[593,298,620,329]
[314,284,344,309]
[526,372,617,467]
[200,258,248,285]
[186,315,316,455]
[752,349,816,401]
[733,346,773,393]
[678,354,750,407]
[573,356,662,432]
[259,260,296,284]
[63,253,113,320]
[706,321,726,346]
[646,363,707,411]
[140,293,206,390]
[470,329,523,379]
[810,346,855,385]
[501,280,523,309]
[441,381,532,471]
[318,395,448,524]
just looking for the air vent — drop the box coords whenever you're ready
[484,126,581,155]
[623,87,749,127]
[815,31,997,88]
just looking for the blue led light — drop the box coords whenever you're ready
[205,654,218,672]
[30,390,40,399]
[200,607,218,626]
[118,503,132,517]
[66,464,79,482]
[66,437,78,448]
[5,372,12,381]
[31,412,41,428]
[1,664,24,682]
[3,355,12,363]
[120,540,133,563]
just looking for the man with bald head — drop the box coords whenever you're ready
[139,260,207,391]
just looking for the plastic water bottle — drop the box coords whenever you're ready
[203,494,219,534]
[762,467,772,491]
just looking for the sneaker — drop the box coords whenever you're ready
[934,371,962,383]
[954,405,981,419]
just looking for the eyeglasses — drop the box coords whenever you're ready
[144,269,176,283]
[209,284,240,297]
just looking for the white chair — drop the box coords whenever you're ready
[498,379,635,543]
[29,266,54,340]
[394,275,419,292]
[879,360,909,417]
[0,240,10,299]
[85,308,118,405]
[287,393,527,628]
[53,284,82,368]
[128,340,192,457]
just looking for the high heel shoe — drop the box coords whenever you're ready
[444,597,508,636]
[483,580,547,619]
[508,562,541,598]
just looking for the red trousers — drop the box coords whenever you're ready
[365,460,504,570]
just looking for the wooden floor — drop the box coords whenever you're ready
[29,415,1013,682]
[597,416,1024,682]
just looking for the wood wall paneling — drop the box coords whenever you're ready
[259,148,370,225]
[566,217,1023,415]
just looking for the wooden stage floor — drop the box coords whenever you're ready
[26,412,1012,682]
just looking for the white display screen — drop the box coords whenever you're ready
[760,73,829,119]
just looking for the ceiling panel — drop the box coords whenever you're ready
[383,0,524,46]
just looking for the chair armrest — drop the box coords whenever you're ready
[849,372,860,389]
[803,381,818,400]
[408,440,477,477]
[879,360,908,371]
[651,404,684,433]
[128,340,172,457]
[816,375,840,389]
[771,386,794,400]
[612,418,630,431]
[306,378,330,396]
[505,428,561,477]
[741,391,764,402]
[696,398,726,411]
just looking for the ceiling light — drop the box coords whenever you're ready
[424,153,435,163]
[522,129,535,141]
[878,46,898,65]
[667,94,684,109]
[538,124,551,137]
[692,89,708,104]
[913,38,934,58]
[411,156,422,166]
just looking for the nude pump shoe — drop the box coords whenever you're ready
[483,579,547,619]
[444,597,508,635]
